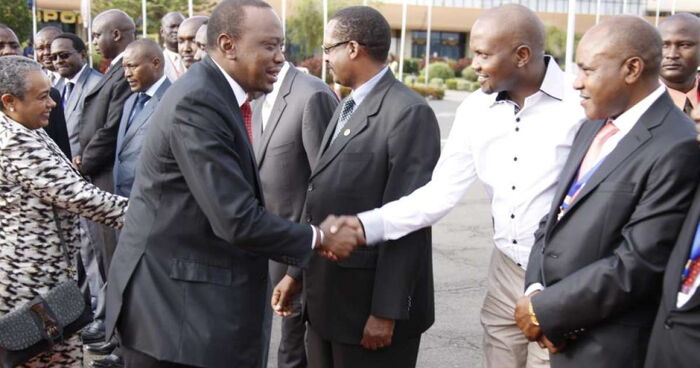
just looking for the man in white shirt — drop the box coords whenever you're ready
[513,16,700,368]
[329,5,584,368]
[160,12,185,81]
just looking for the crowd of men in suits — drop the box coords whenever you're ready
[1,1,700,367]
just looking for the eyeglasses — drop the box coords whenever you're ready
[322,40,366,55]
[50,52,74,61]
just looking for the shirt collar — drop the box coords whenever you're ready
[211,58,248,108]
[67,64,88,84]
[350,66,389,107]
[264,62,291,107]
[610,84,666,135]
[164,48,180,61]
[143,75,167,98]
[494,56,564,105]
[664,75,698,109]
[110,52,125,66]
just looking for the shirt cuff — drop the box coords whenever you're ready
[310,225,317,249]
[357,209,384,246]
[524,283,544,296]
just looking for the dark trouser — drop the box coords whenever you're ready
[269,261,307,368]
[306,324,421,368]
[122,346,197,368]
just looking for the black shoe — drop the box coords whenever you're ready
[85,339,118,355]
[90,354,123,368]
[81,320,106,344]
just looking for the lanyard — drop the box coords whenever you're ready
[559,157,607,214]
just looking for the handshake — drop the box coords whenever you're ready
[314,215,367,261]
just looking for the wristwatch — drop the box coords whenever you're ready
[528,301,540,326]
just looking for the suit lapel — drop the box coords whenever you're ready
[121,80,171,150]
[256,67,296,166]
[251,98,263,157]
[86,61,122,98]
[667,188,700,311]
[310,71,395,180]
[116,95,137,157]
[64,68,91,121]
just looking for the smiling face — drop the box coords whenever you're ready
[229,6,285,94]
[178,17,207,69]
[2,70,56,129]
[35,30,61,70]
[659,20,700,87]
[51,38,85,79]
[573,36,630,120]
[468,21,519,95]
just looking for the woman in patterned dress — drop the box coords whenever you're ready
[0,56,128,366]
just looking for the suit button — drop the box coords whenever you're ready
[307,184,314,192]
[664,318,673,330]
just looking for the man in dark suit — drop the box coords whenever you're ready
[658,13,700,115]
[516,16,700,368]
[644,104,700,368]
[74,9,134,345]
[114,39,170,198]
[274,7,440,368]
[254,62,338,368]
[51,33,103,159]
[104,1,360,367]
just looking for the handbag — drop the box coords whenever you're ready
[0,208,93,368]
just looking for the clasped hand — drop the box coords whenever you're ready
[514,293,565,354]
[315,215,367,261]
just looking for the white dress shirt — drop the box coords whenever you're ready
[211,58,317,248]
[163,48,184,81]
[358,57,584,269]
[261,62,290,130]
[523,84,667,296]
[143,75,167,102]
[110,52,125,70]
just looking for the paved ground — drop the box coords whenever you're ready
[86,90,494,368]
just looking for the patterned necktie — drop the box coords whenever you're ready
[126,92,151,132]
[240,100,253,143]
[683,97,694,117]
[680,222,700,297]
[332,97,356,142]
[558,120,619,220]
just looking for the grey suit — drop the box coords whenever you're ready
[252,64,338,368]
[106,56,314,368]
[525,92,700,368]
[63,66,103,158]
[114,79,171,197]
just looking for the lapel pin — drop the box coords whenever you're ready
[343,129,351,136]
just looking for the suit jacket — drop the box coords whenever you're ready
[525,92,700,368]
[302,70,440,345]
[114,79,171,197]
[645,185,700,368]
[43,87,72,159]
[105,56,314,368]
[63,66,103,157]
[253,64,338,224]
[78,59,132,192]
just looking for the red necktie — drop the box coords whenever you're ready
[240,100,253,143]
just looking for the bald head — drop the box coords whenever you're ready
[178,16,209,69]
[468,4,547,101]
[161,11,184,52]
[583,16,662,77]
[0,25,20,57]
[92,9,136,59]
[123,38,164,92]
[658,13,700,90]
[474,4,545,57]
[574,16,663,120]
[194,25,208,62]
[35,26,63,70]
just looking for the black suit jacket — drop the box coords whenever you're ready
[526,92,700,368]
[302,70,440,345]
[78,59,132,191]
[44,87,71,159]
[645,185,700,368]
[105,56,314,368]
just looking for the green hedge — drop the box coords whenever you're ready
[461,66,477,82]
[422,62,455,80]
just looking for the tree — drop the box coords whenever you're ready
[286,0,353,62]
[1,0,32,43]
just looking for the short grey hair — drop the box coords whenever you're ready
[0,56,43,111]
